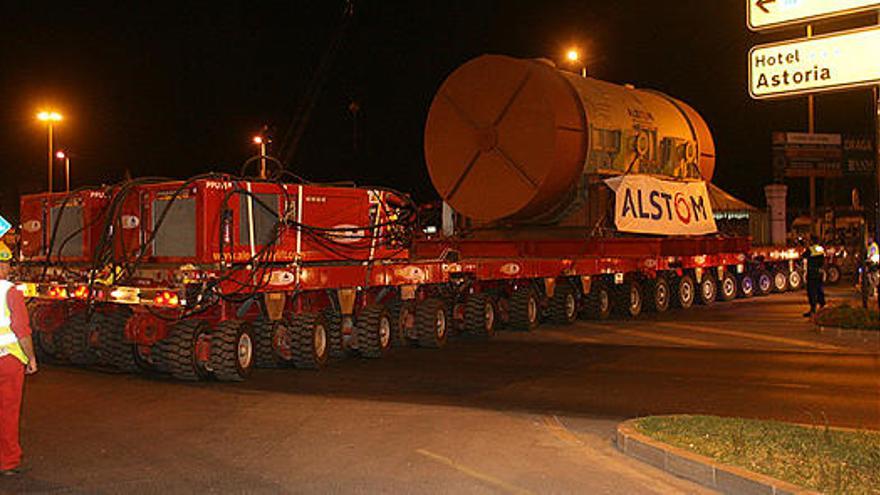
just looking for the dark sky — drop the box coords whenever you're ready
[0,1,876,218]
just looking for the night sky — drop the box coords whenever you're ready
[1,1,877,221]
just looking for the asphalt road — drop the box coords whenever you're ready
[2,287,877,494]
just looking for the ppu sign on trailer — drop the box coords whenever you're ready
[605,176,718,236]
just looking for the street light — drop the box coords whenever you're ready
[56,150,71,193]
[564,48,587,77]
[37,110,63,193]
[253,135,267,179]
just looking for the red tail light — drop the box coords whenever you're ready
[153,291,180,307]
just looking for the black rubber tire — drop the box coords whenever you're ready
[354,304,392,358]
[754,269,772,296]
[717,271,738,302]
[210,320,255,382]
[253,318,292,368]
[826,265,841,285]
[697,275,717,306]
[154,319,210,381]
[772,270,789,293]
[788,269,803,291]
[644,276,671,313]
[415,298,449,348]
[290,312,330,369]
[94,308,137,372]
[388,299,417,346]
[673,275,696,309]
[319,307,346,359]
[464,293,497,337]
[612,281,642,318]
[509,287,539,331]
[547,284,577,325]
[60,312,99,366]
[581,282,612,320]
[33,329,61,364]
[738,274,755,298]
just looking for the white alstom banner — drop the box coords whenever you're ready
[605,176,718,236]
[748,0,880,31]
[749,26,880,99]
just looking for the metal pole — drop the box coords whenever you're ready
[259,141,267,179]
[806,24,817,237]
[65,157,70,193]
[875,85,880,242]
[47,123,54,193]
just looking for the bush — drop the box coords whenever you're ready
[814,304,880,331]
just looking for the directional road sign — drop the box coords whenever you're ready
[749,26,880,99]
[748,0,880,31]
[0,215,10,238]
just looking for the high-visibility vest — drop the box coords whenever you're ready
[868,242,879,263]
[0,280,28,365]
[808,244,825,257]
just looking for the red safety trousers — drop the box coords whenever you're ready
[0,354,24,471]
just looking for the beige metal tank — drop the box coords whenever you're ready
[424,54,715,223]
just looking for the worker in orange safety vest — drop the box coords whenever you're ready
[0,241,37,477]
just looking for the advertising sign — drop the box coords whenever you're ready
[843,135,877,175]
[749,26,880,99]
[605,176,717,236]
[772,132,843,178]
[748,0,880,31]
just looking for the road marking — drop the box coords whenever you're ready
[657,322,842,350]
[613,328,718,348]
[416,449,534,495]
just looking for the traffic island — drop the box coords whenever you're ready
[617,415,880,495]
[813,304,880,346]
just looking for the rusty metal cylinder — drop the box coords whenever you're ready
[424,54,716,223]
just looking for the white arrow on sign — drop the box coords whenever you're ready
[749,25,880,99]
[748,0,880,31]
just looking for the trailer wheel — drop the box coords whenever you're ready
[738,274,755,298]
[416,298,448,348]
[254,318,292,368]
[673,275,696,309]
[33,330,61,363]
[389,299,417,346]
[289,312,330,369]
[547,284,577,325]
[60,312,99,366]
[788,270,803,291]
[155,319,212,381]
[613,281,642,318]
[94,308,137,372]
[718,272,737,302]
[697,276,717,306]
[754,270,772,296]
[581,282,612,320]
[509,287,539,331]
[644,276,671,313]
[320,308,346,359]
[210,320,255,382]
[772,270,789,293]
[355,304,393,358]
[464,293,497,337]
[826,265,841,285]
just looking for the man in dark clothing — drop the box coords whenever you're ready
[802,236,826,317]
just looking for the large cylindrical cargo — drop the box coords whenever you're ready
[424,54,715,224]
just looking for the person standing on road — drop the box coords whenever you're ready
[0,241,37,476]
[802,236,827,317]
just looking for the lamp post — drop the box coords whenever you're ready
[56,150,71,193]
[565,48,587,77]
[37,110,63,193]
[253,135,267,179]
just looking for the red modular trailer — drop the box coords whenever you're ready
[15,55,818,382]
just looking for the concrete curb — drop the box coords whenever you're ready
[815,325,880,346]
[616,420,819,495]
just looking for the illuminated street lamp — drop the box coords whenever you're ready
[253,135,267,179]
[56,150,71,193]
[564,48,587,77]
[37,110,63,193]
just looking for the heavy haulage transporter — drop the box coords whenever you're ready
[15,55,812,382]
